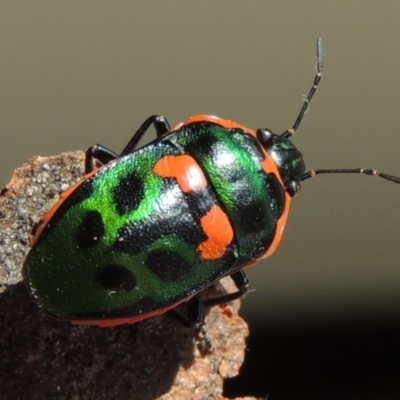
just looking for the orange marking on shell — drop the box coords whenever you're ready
[152,154,208,192]
[197,205,234,260]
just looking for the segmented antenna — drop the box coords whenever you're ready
[281,38,324,138]
[301,39,400,186]
[302,168,400,185]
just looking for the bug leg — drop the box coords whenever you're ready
[168,294,204,328]
[169,270,249,348]
[85,145,119,173]
[203,270,249,307]
[84,116,170,173]
[120,115,171,156]
[168,294,213,350]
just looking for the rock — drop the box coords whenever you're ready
[0,153,254,400]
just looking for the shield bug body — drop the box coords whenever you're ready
[22,39,400,333]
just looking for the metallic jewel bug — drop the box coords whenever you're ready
[22,39,400,342]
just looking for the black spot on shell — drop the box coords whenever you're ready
[145,249,192,282]
[97,264,136,291]
[76,210,105,247]
[265,172,286,220]
[113,180,208,255]
[113,171,145,215]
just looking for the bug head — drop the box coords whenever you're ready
[257,128,305,197]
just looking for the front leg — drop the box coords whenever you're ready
[85,145,119,174]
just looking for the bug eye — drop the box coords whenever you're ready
[286,181,301,197]
[256,128,274,147]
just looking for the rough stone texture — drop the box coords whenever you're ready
[0,153,255,400]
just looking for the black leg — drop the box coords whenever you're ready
[168,271,249,326]
[168,294,212,350]
[168,294,204,329]
[120,115,171,156]
[203,270,249,307]
[167,271,249,350]
[84,115,170,173]
[85,145,119,173]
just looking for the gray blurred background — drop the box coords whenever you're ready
[2,2,400,398]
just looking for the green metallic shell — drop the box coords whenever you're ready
[23,121,286,320]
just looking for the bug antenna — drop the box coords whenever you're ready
[302,168,400,185]
[281,38,324,139]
